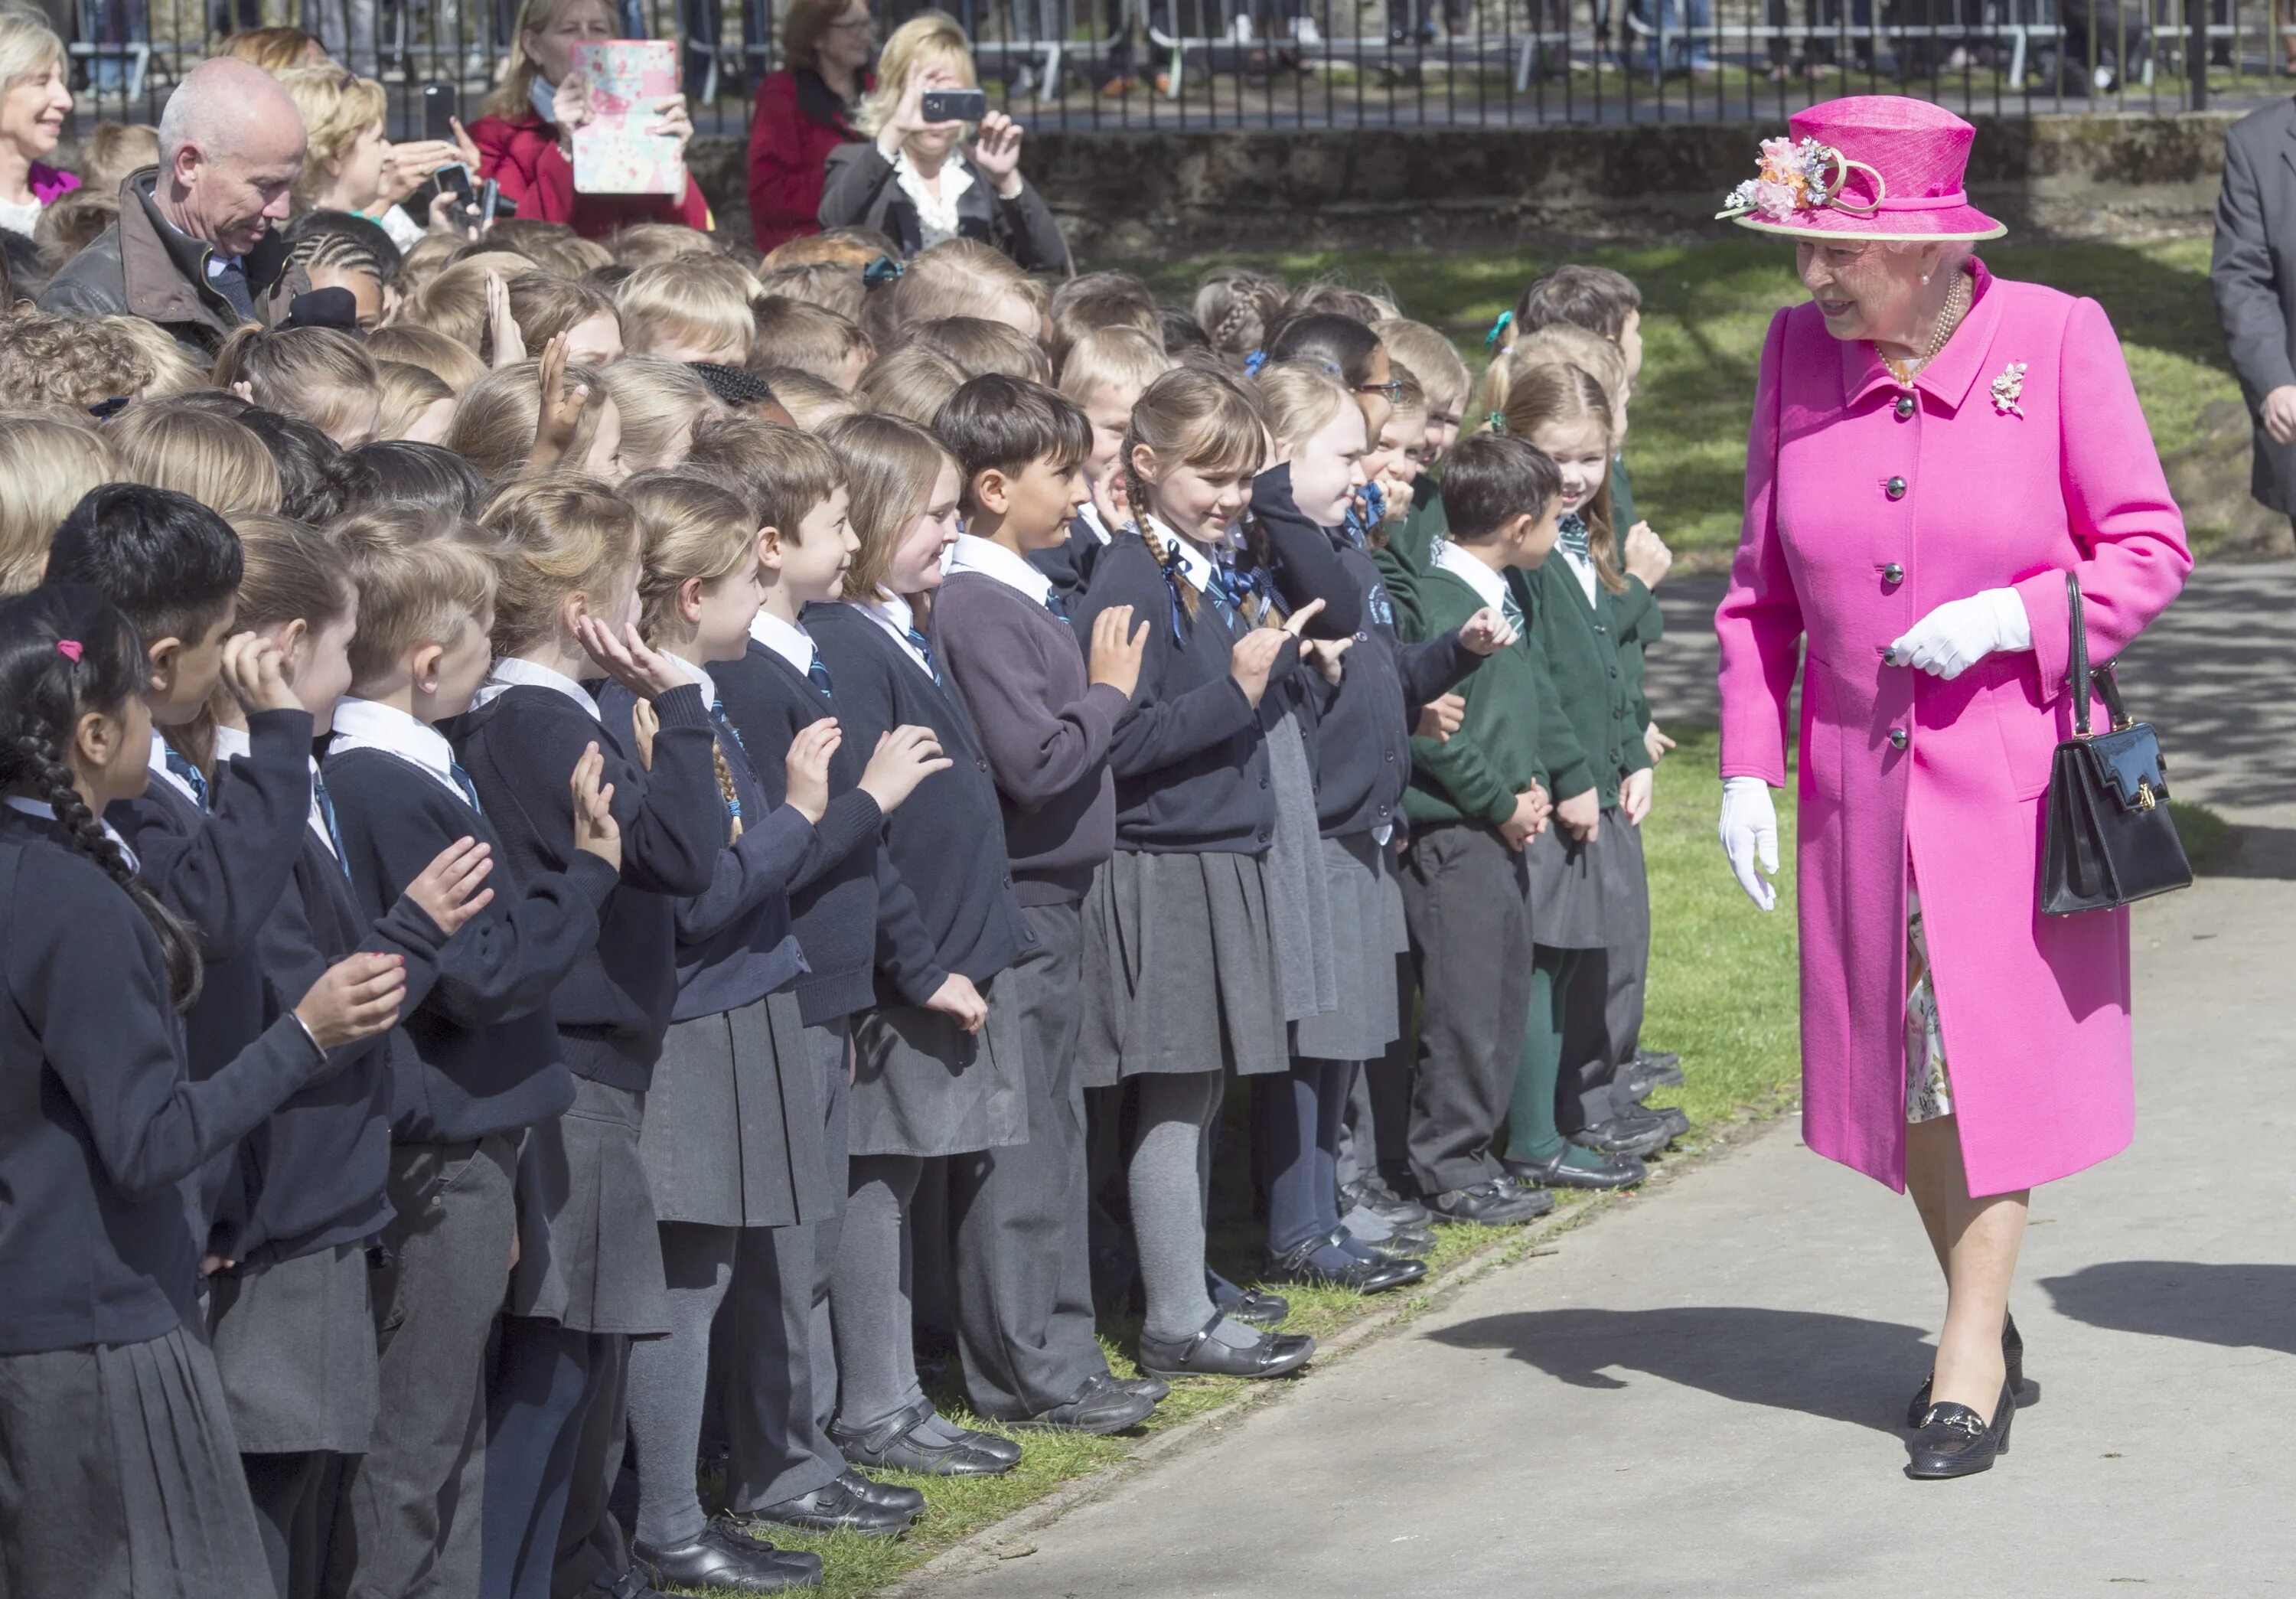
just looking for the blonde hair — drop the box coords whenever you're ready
[377,361,456,441]
[478,476,644,657]
[852,344,964,425]
[621,471,759,642]
[912,316,1050,383]
[365,324,488,393]
[1049,272,1159,372]
[863,237,1034,350]
[686,415,845,537]
[756,367,856,429]
[78,122,160,193]
[748,297,872,385]
[765,227,899,271]
[1251,361,1352,455]
[227,511,356,634]
[0,10,64,93]
[1374,318,1470,421]
[608,222,727,268]
[0,413,113,596]
[600,357,724,471]
[507,273,618,352]
[1056,326,1168,408]
[1488,324,1629,440]
[755,262,865,320]
[109,403,285,514]
[95,315,207,398]
[333,508,500,688]
[212,325,382,443]
[856,11,976,136]
[1124,366,1266,618]
[615,258,757,361]
[218,24,325,70]
[485,0,612,120]
[1192,268,1286,364]
[276,66,388,208]
[818,412,952,599]
[0,312,198,410]
[443,357,612,479]
[1494,360,1625,593]
[474,217,612,277]
[400,261,495,356]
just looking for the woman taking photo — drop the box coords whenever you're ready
[276,67,478,251]
[817,11,1068,272]
[745,0,876,253]
[0,12,77,239]
[471,0,710,240]
[1714,96,2190,1480]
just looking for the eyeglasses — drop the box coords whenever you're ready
[1353,380,1404,403]
[826,15,876,30]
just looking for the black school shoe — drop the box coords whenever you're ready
[1342,1176,1433,1231]
[733,1475,917,1539]
[1013,1372,1159,1434]
[1571,1106,1675,1158]
[1427,1180,1555,1225]
[1906,1379,2015,1479]
[1502,1147,1647,1191]
[831,1398,1020,1477]
[1263,1230,1427,1294]
[1137,1312,1316,1380]
[1636,1048,1684,1084]
[633,1526,821,1594]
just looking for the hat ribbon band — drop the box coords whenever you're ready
[1870,190,1973,213]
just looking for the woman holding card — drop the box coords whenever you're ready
[473,0,713,240]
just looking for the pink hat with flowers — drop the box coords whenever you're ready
[1719,95,2005,243]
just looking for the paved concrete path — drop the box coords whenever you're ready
[909,561,2296,1599]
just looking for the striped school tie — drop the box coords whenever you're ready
[807,656,836,700]
[164,747,210,811]
[448,759,484,816]
[905,626,941,686]
[311,768,353,883]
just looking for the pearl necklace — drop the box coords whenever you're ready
[1880,269,1971,387]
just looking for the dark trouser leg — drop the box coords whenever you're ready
[829,1154,925,1429]
[549,1333,630,1599]
[628,1224,739,1551]
[1356,948,1417,1187]
[481,1320,599,1599]
[1507,946,1581,1163]
[950,903,1105,1420]
[243,1451,327,1599]
[1256,1058,1349,1255]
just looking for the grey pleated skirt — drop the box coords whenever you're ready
[507,1075,670,1336]
[206,1242,378,1454]
[1262,706,1337,1026]
[0,1325,274,1599]
[643,988,833,1230]
[1292,831,1413,1062]
[1079,847,1289,1086]
[848,973,1028,1158]
[1525,802,1634,951]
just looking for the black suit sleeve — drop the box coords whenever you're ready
[2213,123,2296,399]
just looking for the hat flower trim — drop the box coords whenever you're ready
[1718,135,1887,224]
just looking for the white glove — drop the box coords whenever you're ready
[1718,775,1779,912]
[1888,587,2031,681]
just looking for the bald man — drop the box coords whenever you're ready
[41,56,311,357]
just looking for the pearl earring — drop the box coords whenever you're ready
[1922,273,1932,283]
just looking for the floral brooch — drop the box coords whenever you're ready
[1717,136,1887,224]
[1990,361,2027,418]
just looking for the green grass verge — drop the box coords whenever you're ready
[682,726,1802,1597]
[2168,796,2233,874]
[1146,236,2234,565]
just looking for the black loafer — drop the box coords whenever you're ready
[1906,1379,2014,1479]
[1571,1108,1674,1158]
[1907,1313,2026,1428]
[1427,1180,1554,1225]
[1502,1148,1647,1191]
[1366,1224,1437,1257]
[830,1398,1019,1477]
[1341,1176,1433,1231]
[1635,1048,1684,1084]
[1013,1373,1157,1434]
[1263,1230,1427,1294]
[1138,1312,1316,1380]
[1645,1105,1691,1141]
[734,1475,916,1539]
[633,1526,820,1593]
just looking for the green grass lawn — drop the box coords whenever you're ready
[1146,236,2235,566]
[708,727,1802,1598]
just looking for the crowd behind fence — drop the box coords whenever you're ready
[28,0,2290,141]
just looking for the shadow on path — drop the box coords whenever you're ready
[1427,1307,1933,1434]
[2040,1262,2296,1356]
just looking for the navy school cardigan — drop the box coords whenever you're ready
[806,602,1035,992]
[447,680,723,1093]
[323,744,614,1144]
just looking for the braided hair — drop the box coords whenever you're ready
[1120,366,1269,633]
[0,584,204,1009]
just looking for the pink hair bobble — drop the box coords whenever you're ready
[55,639,83,663]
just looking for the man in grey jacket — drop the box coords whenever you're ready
[40,56,308,358]
[2212,98,2296,530]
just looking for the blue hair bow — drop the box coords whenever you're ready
[863,254,906,288]
[1242,348,1267,376]
[1484,309,1514,349]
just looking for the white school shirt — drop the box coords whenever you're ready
[329,697,474,809]
[5,795,139,870]
[474,656,601,720]
[664,652,716,707]
[947,533,1056,607]
[1431,537,1513,615]
[853,592,937,682]
[148,729,204,808]
[1076,500,1114,547]
[1141,516,1218,595]
[1558,543,1600,606]
[751,610,820,677]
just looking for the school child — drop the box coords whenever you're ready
[1069,366,1321,1380]
[928,375,1164,1432]
[1493,361,1676,1188]
[1035,326,1170,605]
[321,509,622,1599]
[0,582,405,1599]
[615,258,760,366]
[607,472,844,1594]
[1395,432,1574,1225]
[450,478,726,1599]
[807,410,1039,1471]
[207,514,496,1599]
[1246,361,1515,1284]
[699,423,947,1535]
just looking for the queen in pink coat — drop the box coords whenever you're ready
[1713,97,2190,1480]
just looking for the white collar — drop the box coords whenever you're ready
[948,533,1054,605]
[214,724,251,762]
[855,592,937,679]
[148,729,203,805]
[751,609,817,677]
[328,697,471,808]
[1557,543,1600,604]
[1432,538,1512,614]
[892,151,974,250]
[664,650,717,707]
[1077,501,1114,546]
[5,795,139,871]
[1143,517,1217,593]
[475,656,601,720]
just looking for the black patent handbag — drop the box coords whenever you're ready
[2040,572,2193,915]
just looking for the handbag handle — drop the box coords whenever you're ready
[2065,570,2131,737]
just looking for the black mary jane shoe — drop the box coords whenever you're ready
[1906,1379,2014,1479]
[632,1526,821,1594]
[1137,1312,1316,1380]
[830,1398,1019,1477]
[1263,1230,1427,1294]
[1012,1372,1158,1434]
[1906,1313,2027,1428]
[1220,1286,1291,1327]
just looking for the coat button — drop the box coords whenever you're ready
[1895,394,1916,419]
[1003,873,1014,887]
[1888,727,1909,750]
[976,758,989,772]
[1257,828,1270,844]
[1886,476,1908,501]
[1258,775,1269,789]
[1384,749,1397,762]
[1883,563,1904,585]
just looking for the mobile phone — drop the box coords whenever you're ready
[436,162,475,206]
[920,89,987,123]
[480,177,512,222]
[422,81,460,142]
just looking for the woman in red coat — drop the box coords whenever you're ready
[469,0,712,240]
[746,0,876,253]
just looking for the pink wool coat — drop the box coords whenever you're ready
[1716,259,2190,1196]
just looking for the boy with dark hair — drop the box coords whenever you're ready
[1397,433,1583,1227]
[1514,263,1644,354]
[928,374,1162,1434]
